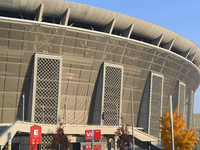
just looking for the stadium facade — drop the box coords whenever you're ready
[0,0,199,149]
[194,114,200,150]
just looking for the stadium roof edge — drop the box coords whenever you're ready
[0,0,200,67]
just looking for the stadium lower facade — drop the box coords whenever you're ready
[0,0,200,149]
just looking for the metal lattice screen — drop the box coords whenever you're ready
[103,65,122,126]
[101,136,115,149]
[34,57,61,124]
[42,135,53,150]
[149,74,163,139]
[172,82,179,112]
[179,83,186,115]
[172,81,186,115]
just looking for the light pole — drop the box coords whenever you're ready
[22,94,25,122]
[65,98,67,125]
[169,95,174,150]
[116,103,118,126]
[131,86,135,150]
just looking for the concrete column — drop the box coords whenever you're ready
[108,138,112,150]
[122,24,134,38]
[114,136,118,150]
[151,34,164,46]
[188,52,197,61]
[163,38,175,51]
[67,135,72,140]
[8,139,11,150]
[188,90,194,129]
[181,48,192,58]
[35,3,44,22]
[61,8,70,26]
[66,135,72,150]
[104,19,116,34]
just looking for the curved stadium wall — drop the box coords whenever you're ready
[0,0,199,140]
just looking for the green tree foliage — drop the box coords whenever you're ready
[160,107,197,150]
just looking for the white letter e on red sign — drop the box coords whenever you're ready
[34,130,38,136]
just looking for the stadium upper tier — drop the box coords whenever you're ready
[0,0,200,68]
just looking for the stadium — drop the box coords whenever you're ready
[0,0,199,149]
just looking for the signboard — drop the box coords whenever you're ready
[30,126,42,150]
[85,130,101,141]
[85,145,101,150]
[94,130,101,140]
[85,130,92,140]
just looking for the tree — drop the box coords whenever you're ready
[160,107,197,150]
[115,124,133,150]
[50,124,70,150]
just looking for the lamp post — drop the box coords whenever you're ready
[116,103,118,126]
[131,86,135,150]
[22,94,25,122]
[169,95,174,150]
[65,98,67,125]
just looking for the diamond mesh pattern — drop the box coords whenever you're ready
[34,58,60,124]
[42,135,53,150]
[179,83,185,114]
[101,136,108,147]
[0,20,199,127]
[101,136,115,149]
[110,138,115,149]
[101,136,108,142]
[149,75,163,139]
[103,66,122,126]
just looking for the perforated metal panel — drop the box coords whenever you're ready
[102,62,123,126]
[30,54,62,124]
[179,82,186,114]
[42,135,53,150]
[101,136,108,146]
[172,83,179,112]
[172,81,186,115]
[149,73,163,139]
[137,73,151,133]
[101,136,115,149]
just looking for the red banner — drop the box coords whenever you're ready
[30,126,42,150]
[85,130,101,141]
[85,145,101,150]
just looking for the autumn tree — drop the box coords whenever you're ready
[50,124,70,150]
[160,107,197,150]
[115,124,133,150]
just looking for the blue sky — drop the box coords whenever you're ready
[67,0,200,113]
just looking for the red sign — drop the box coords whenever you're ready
[30,145,37,150]
[85,145,101,150]
[85,130,101,141]
[85,130,92,140]
[30,126,42,150]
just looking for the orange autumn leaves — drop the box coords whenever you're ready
[160,107,197,150]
